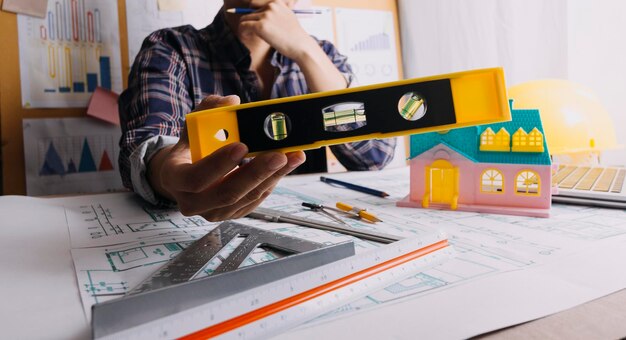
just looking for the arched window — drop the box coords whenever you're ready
[515,170,541,195]
[481,169,504,193]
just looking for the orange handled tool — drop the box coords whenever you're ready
[336,202,382,223]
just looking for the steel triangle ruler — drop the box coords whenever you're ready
[91,221,451,339]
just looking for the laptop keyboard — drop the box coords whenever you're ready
[553,165,625,193]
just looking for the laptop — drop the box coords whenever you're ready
[552,164,626,209]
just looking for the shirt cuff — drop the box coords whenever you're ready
[129,135,179,206]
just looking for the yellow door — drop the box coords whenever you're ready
[429,160,458,206]
[431,168,444,202]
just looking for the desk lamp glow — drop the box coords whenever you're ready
[508,79,620,165]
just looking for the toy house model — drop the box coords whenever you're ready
[397,100,552,217]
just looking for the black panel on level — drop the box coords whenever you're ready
[237,79,456,153]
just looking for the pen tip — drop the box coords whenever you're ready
[225,8,235,13]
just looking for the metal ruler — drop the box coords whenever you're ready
[125,220,346,295]
[92,221,354,338]
[92,222,451,339]
[248,207,401,244]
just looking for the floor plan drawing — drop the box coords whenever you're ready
[67,168,626,326]
[64,193,219,247]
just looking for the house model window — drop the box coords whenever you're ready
[512,128,544,153]
[516,170,540,195]
[479,127,510,152]
[481,169,504,193]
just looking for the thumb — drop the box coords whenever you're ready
[194,94,240,112]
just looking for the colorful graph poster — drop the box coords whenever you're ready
[17,0,122,108]
[23,117,125,196]
[126,0,221,65]
[335,8,399,86]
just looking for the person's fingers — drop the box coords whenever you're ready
[179,151,304,216]
[163,142,249,194]
[212,152,305,219]
[174,152,284,215]
[214,151,305,210]
[200,188,271,221]
[229,185,276,219]
[207,152,288,206]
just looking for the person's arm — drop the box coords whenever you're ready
[238,0,346,92]
[238,1,396,170]
[119,30,305,220]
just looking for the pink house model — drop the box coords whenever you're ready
[397,100,552,217]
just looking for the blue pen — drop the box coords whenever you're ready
[320,176,390,198]
[225,8,323,14]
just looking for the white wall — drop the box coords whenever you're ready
[398,0,567,85]
[568,0,626,166]
[399,0,626,166]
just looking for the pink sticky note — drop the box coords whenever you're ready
[87,87,120,125]
[2,0,47,18]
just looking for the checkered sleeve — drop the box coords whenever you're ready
[118,29,192,205]
[320,41,397,170]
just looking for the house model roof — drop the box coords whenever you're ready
[409,100,551,165]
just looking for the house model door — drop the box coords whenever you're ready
[425,160,459,209]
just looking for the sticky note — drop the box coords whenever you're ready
[2,0,47,18]
[86,87,120,125]
[157,0,187,12]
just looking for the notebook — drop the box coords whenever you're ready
[552,164,626,208]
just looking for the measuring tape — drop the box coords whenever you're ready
[93,224,451,339]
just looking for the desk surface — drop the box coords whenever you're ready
[482,288,626,339]
[2,168,626,339]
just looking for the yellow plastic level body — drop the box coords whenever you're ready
[186,67,511,162]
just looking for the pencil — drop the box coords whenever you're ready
[320,176,389,198]
[226,8,323,14]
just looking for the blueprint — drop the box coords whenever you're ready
[67,166,626,326]
[68,186,431,319]
[64,192,217,248]
[281,168,626,321]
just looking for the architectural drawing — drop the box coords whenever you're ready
[64,193,219,247]
[69,172,626,324]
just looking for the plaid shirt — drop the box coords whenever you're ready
[119,10,396,205]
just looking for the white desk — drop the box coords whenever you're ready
[2,168,626,339]
[0,197,88,339]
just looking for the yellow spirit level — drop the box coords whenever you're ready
[186,68,510,162]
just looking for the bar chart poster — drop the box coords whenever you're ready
[23,117,125,196]
[17,0,122,108]
[335,8,399,86]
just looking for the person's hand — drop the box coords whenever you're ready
[238,0,318,62]
[147,94,306,221]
